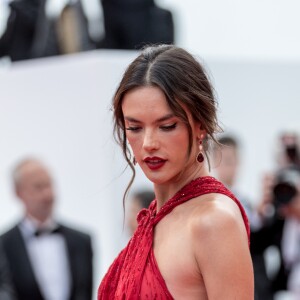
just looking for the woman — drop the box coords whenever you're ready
[99,45,254,299]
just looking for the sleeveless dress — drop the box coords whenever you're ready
[98,176,250,299]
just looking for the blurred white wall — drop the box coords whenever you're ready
[159,0,300,62]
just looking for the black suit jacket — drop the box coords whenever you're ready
[101,0,174,49]
[0,0,42,61]
[0,223,93,300]
[250,216,288,299]
[0,240,16,300]
[0,0,94,61]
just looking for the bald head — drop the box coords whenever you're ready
[13,158,55,223]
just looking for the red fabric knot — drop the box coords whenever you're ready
[137,208,151,225]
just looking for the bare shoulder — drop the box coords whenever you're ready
[186,194,254,299]
[188,193,248,245]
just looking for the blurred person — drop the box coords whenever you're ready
[0,0,43,61]
[277,132,300,168]
[212,135,243,199]
[213,135,274,300]
[0,240,16,300]
[127,189,155,236]
[0,158,93,300]
[31,0,95,58]
[98,44,254,299]
[0,0,95,61]
[56,3,91,54]
[100,0,174,49]
[275,169,300,299]
[252,132,300,298]
[270,132,300,297]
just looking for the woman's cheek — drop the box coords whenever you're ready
[127,135,142,151]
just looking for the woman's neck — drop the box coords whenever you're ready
[154,165,210,211]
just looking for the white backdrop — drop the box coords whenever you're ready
[0,50,299,295]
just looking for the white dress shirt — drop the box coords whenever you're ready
[19,217,71,300]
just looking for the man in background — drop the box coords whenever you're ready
[0,158,93,300]
[0,240,15,300]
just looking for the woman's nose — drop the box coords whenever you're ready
[143,130,159,152]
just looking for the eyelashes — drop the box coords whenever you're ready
[125,123,177,132]
[160,123,177,131]
[125,126,141,132]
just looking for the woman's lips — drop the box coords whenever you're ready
[143,157,167,170]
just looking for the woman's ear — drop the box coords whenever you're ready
[195,122,206,141]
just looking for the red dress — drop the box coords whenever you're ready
[98,176,250,299]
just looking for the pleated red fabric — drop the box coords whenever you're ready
[98,176,250,299]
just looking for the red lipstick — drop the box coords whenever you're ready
[143,157,166,170]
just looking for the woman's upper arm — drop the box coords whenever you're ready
[192,199,254,300]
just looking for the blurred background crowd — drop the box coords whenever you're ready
[0,0,300,300]
[0,0,174,61]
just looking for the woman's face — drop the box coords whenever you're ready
[122,86,202,186]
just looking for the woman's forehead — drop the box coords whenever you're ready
[122,86,172,115]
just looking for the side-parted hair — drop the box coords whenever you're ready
[113,44,221,201]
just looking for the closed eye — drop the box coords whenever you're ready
[160,123,177,131]
[125,126,141,132]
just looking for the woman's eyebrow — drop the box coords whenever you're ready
[156,114,175,123]
[124,113,175,123]
[124,116,140,123]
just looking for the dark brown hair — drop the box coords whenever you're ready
[113,44,221,201]
[218,135,239,148]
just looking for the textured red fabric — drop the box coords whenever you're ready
[98,176,250,299]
